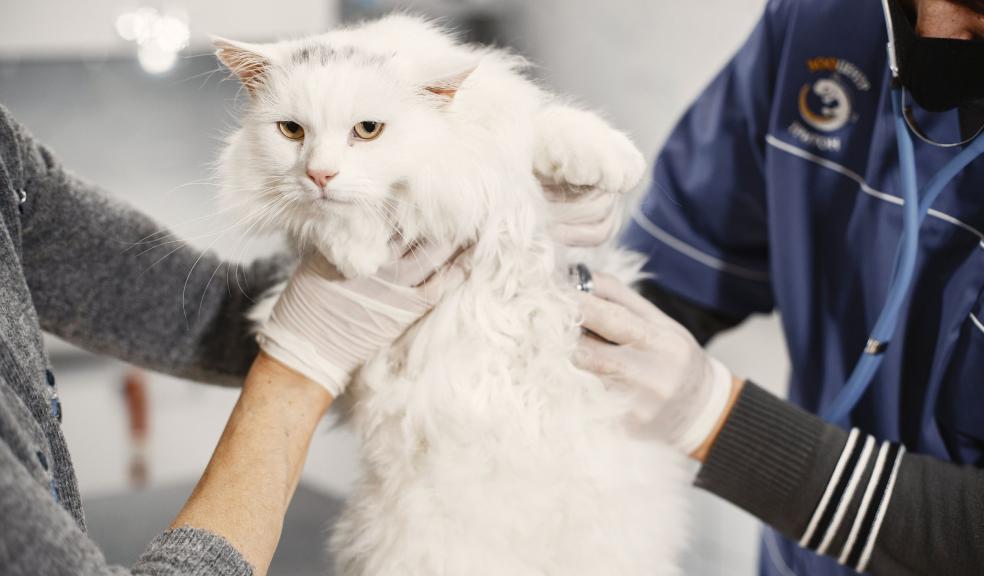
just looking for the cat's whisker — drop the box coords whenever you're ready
[199,68,226,91]
[225,195,296,306]
[157,177,236,199]
[179,194,289,323]
[200,191,288,314]
[232,82,249,106]
[232,197,295,302]
[197,261,230,318]
[359,198,410,248]
[375,206,410,246]
[139,197,279,273]
[376,198,424,274]
[121,195,261,253]
[171,65,226,88]
[139,241,190,277]
[194,192,289,305]
[379,196,422,212]
[130,216,252,257]
[122,230,177,253]
[230,257,250,303]
[121,180,280,246]
[127,188,286,255]
[180,51,222,61]
[356,198,434,283]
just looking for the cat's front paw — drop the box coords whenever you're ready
[533,105,646,196]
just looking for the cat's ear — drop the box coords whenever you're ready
[423,66,476,103]
[213,37,273,95]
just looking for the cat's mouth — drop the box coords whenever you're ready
[299,191,357,210]
[296,178,359,207]
[316,196,355,206]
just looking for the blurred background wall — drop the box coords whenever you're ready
[0,1,787,574]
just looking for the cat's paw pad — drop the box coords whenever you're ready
[533,105,646,195]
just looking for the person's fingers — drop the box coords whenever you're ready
[590,272,671,325]
[547,192,621,246]
[614,137,647,194]
[575,291,650,346]
[377,241,460,287]
[596,206,621,240]
[573,334,624,377]
[549,213,619,246]
[545,188,617,226]
[549,223,603,247]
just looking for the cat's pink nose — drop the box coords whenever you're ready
[306,168,338,189]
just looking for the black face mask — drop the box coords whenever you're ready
[887,0,984,111]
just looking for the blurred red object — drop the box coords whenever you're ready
[123,369,149,488]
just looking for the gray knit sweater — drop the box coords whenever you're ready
[0,103,289,574]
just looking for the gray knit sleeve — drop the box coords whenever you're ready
[695,382,984,575]
[0,430,252,576]
[1,104,291,385]
[133,528,254,576]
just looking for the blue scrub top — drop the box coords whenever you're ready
[622,0,984,574]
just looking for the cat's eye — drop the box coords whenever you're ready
[352,121,384,141]
[278,121,305,141]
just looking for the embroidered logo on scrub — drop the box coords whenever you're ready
[789,57,870,152]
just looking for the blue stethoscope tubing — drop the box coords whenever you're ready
[823,87,984,422]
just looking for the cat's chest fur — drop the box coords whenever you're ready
[332,244,688,576]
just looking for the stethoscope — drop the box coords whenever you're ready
[823,0,984,422]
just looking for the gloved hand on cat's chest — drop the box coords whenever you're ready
[573,272,738,455]
[256,242,467,397]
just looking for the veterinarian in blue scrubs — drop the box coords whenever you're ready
[574,0,984,574]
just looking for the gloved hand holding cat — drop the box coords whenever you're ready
[573,273,738,455]
[257,242,467,397]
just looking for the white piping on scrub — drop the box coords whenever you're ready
[765,135,984,250]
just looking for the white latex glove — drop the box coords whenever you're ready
[573,273,735,454]
[533,105,647,246]
[257,243,467,397]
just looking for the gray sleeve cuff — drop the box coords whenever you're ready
[133,527,253,576]
[694,382,849,538]
[694,382,984,575]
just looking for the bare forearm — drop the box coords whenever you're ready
[170,352,332,575]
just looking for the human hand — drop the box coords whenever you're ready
[533,105,646,246]
[256,242,467,397]
[572,272,736,455]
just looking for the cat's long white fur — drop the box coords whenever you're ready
[219,14,687,575]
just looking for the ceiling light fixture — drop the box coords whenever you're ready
[115,7,190,74]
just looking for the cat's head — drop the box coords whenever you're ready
[216,15,540,278]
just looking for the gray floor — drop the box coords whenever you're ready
[86,482,344,575]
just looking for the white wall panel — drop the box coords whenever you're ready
[0,0,337,58]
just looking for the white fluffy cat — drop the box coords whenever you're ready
[216,15,687,575]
